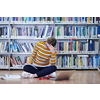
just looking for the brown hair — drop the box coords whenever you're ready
[46,37,57,47]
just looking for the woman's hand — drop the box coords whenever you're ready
[46,43,55,54]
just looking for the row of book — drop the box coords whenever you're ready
[1,25,100,39]
[10,56,29,67]
[11,26,100,39]
[0,42,9,52]
[0,55,28,67]
[10,56,22,66]
[57,40,98,53]
[0,17,53,23]
[0,55,99,69]
[57,55,99,69]
[0,17,9,22]
[0,17,100,24]
[0,40,98,53]
[54,17,100,24]
[0,27,8,38]
[10,40,34,53]
[0,56,9,66]
[11,26,53,38]
[55,26,98,38]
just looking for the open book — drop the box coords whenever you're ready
[0,74,21,80]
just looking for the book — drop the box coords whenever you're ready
[0,27,3,37]
[42,25,49,38]
[0,74,21,80]
[98,26,100,36]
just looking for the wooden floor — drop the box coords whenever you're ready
[0,70,100,84]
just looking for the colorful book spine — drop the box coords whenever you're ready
[57,55,98,69]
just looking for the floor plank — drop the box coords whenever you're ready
[0,70,100,84]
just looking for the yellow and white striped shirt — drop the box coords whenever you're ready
[28,41,57,67]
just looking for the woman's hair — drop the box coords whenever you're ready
[46,37,57,47]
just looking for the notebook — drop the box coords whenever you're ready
[50,70,76,81]
[0,74,21,80]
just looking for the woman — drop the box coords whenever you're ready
[22,37,57,78]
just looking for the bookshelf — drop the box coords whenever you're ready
[0,17,100,70]
[54,17,99,69]
[0,20,10,70]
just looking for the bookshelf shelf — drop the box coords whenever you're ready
[54,23,99,25]
[0,38,9,39]
[55,38,99,40]
[0,22,9,24]
[9,66,97,70]
[88,38,99,40]
[0,17,99,70]
[57,53,98,55]
[9,52,99,55]
[56,38,99,39]
[10,65,23,69]
[0,65,9,69]
[0,53,9,54]
[10,37,47,40]
[10,22,54,25]
[10,53,32,54]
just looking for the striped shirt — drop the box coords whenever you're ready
[28,41,57,67]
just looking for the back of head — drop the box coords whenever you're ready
[46,37,57,47]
